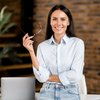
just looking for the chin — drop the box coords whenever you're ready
[56,31,64,35]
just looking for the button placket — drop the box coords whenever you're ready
[56,44,61,74]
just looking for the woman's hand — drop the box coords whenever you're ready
[48,75,61,82]
[23,33,34,52]
[23,33,39,70]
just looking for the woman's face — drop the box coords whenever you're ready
[50,10,69,36]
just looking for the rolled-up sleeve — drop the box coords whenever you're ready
[59,39,85,86]
[33,45,50,83]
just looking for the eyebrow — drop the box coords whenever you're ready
[52,16,67,19]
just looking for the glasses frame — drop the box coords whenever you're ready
[17,23,42,38]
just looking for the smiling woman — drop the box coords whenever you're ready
[23,4,85,100]
[50,9,70,43]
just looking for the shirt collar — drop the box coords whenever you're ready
[49,34,69,45]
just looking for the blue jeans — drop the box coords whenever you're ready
[38,82,80,100]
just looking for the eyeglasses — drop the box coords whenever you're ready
[32,23,42,38]
[17,23,42,38]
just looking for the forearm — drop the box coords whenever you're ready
[23,33,39,70]
[29,51,39,70]
[48,75,60,82]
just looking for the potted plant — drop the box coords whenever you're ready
[0,6,22,65]
[0,6,16,34]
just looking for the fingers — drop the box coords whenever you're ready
[23,33,28,41]
[23,33,33,41]
[23,33,34,47]
[24,39,33,46]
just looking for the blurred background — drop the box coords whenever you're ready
[0,0,100,94]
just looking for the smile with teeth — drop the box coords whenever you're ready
[55,27,63,31]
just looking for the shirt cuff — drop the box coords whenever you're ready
[32,66,42,76]
[32,66,50,82]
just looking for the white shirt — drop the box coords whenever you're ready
[33,34,85,86]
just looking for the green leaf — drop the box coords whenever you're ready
[0,51,4,59]
[0,23,16,34]
[0,6,7,21]
[0,13,12,32]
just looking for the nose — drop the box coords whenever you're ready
[56,19,62,26]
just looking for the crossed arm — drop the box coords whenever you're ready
[48,75,60,82]
[23,33,60,83]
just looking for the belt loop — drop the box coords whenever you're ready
[47,83,49,89]
[48,83,51,89]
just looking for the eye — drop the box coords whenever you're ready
[52,17,57,21]
[61,18,66,21]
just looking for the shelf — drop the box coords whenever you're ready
[17,53,30,57]
[0,63,32,71]
[0,34,16,38]
[2,53,30,58]
[0,43,21,48]
[0,32,33,77]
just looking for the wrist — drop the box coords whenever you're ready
[29,50,35,55]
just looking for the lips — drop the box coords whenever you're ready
[55,27,63,31]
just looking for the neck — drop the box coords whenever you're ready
[54,34,65,44]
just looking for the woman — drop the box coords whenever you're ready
[23,4,85,100]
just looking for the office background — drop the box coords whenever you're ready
[0,0,100,94]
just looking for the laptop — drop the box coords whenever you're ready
[1,77,35,100]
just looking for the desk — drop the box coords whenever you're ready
[35,93,100,100]
[80,95,100,100]
[0,93,100,100]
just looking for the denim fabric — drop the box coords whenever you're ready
[38,82,80,100]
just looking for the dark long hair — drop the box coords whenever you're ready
[45,4,76,40]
